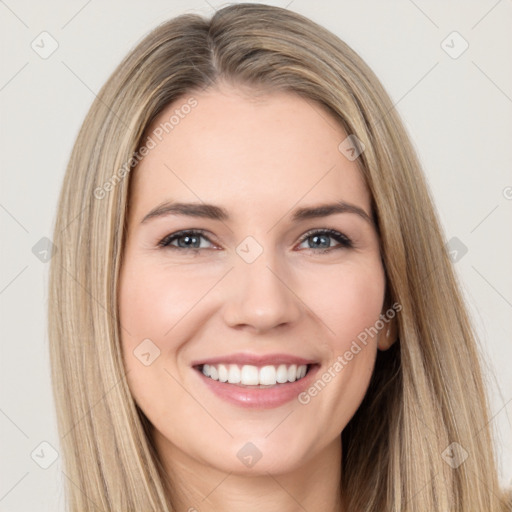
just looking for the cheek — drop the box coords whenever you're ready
[119,253,385,381]
[118,257,227,409]
[302,260,385,423]
[118,258,201,421]
[119,259,214,348]
[306,260,386,353]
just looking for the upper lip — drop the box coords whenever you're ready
[191,352,318,367]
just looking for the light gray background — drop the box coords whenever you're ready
[1,1,511,510]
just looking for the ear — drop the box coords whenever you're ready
[377,293,399,351]
[377,315,398,351]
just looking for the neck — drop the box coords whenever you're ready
[155,433,344,512]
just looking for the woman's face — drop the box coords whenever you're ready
[119,83,387,476]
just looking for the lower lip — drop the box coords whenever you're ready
[193,364,320,409]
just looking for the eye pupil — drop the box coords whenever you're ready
[310,234,329,248]
[179,235,199,248]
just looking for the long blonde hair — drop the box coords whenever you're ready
[48,4,510,510]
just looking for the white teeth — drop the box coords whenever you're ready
[218,364,228,382]
[200,363,309,386]
[287,364,297,382]
[259,365,276,386]
[240,365,259,385]
[227,364,241,383]
[276,364,288,383]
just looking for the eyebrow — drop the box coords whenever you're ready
[141,199,374,226]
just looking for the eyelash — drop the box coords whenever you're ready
[157,228,353,253]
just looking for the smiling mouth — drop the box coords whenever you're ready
[195,363,313,387]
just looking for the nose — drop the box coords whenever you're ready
[221,250,303,333]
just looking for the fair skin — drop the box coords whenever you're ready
[119,82,394,512]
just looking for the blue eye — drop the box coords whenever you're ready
[158,228,353,252]
[297,229,353,252]
[158,230,214,250]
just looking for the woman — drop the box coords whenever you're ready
[48,3,511,511]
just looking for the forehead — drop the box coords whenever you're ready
[129,84,371,223]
